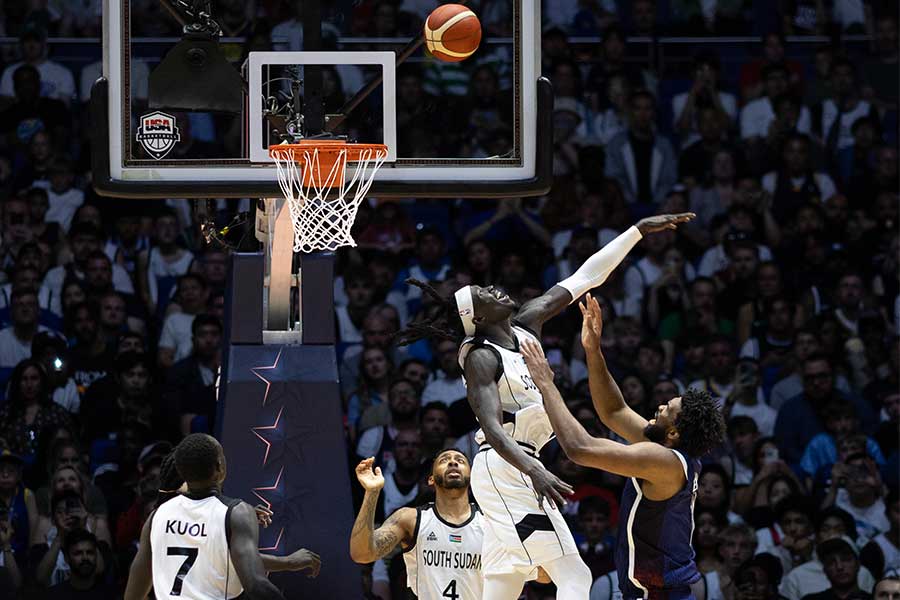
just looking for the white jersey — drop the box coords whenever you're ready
[458,323,555,451]
[404,503,484,600]
[150,494,243,600]
[873,533,900,577]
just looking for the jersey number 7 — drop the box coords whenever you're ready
[167,546,199,596]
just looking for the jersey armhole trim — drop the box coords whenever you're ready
[402,506,423,554]
[222,497,242,549]
[670,448,689,482]
[511,319,540,341]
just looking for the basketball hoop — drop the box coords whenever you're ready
[270,140,388,253]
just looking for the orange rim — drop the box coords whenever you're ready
[269,140,388,188]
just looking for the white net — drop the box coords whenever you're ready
[271,143,388,253]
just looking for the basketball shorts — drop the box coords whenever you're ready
[471,446,579,576]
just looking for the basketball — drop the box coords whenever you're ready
[424,4,482,62]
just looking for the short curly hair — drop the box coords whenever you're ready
[674,388,725,458]
[174,434,221,484]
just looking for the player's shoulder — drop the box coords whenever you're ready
[223,497,252,519]
[391,505,419,526]
[460,341,504,382]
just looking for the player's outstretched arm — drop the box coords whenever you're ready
[580,294,649,444]
[522,340,684,490]
[349,457,416,563]
[261,548,321,577]
[515,214,694,333]
[465,348,573,509]
[123,513,154,600]
[229,502,286,600]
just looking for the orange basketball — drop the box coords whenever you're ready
[424,4,482,62]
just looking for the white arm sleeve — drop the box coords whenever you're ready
[557,226,643,303]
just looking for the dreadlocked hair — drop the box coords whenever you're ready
[673,388,726,458]
[392,278,466,347]
[155,451,184,509]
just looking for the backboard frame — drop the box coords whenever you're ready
[246,51,398,164]
[93,0,553,199]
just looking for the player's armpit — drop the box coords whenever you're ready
[568,440,685,493]
[514,285,572,334]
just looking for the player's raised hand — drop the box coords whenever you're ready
[520,340,553,388]
[578,293,603,354]
[636,212,695,235]
[526,464,574,511]
[254,504,273,528]
[285,548,322,578]
[355,457,385,492]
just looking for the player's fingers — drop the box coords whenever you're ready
[554,477,575,495]
[374,466,382,477]
[543,490,559,510]
[536,490,550,511]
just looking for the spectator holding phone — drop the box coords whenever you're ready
[823,452,890,542]
[738,438,805,520]
[29,490,111,587]
[723,357,776,436]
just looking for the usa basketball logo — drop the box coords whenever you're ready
[136,112,180,159]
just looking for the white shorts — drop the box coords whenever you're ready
[471,446,579,576]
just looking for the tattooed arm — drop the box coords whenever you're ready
[349,458,417,564]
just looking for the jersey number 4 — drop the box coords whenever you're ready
[167,546,199,596]
[443,580,460,600]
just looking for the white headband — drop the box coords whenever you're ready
[454,285,476,336]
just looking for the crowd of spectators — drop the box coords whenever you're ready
[0,0,897,599]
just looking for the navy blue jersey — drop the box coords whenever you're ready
[615,448,701,599]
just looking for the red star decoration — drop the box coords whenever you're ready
[251,406,284,466]
[252,466,284,512]
[251,347,283,406]
[259,527,285,552]
[252,467,286,551]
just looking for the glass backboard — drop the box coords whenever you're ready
[94,0,551,198]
